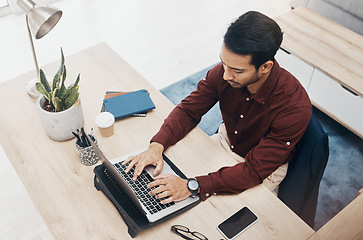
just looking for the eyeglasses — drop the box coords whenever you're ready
[171,225,208,240]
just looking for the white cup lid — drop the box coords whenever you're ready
[95,112,115,128]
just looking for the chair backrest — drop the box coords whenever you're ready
[278,112,329,228]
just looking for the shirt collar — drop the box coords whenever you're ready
[252,60,280,105]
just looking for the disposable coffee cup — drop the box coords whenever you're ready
[95,112,115,137]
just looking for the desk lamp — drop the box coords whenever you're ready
[17,0,62,98]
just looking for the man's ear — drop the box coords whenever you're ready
[259,60,274,74]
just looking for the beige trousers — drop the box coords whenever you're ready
[210,123,288,193]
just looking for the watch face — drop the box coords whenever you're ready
[188,179,199,191]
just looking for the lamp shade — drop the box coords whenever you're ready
[17,0,62,39]
[28,6,62,39]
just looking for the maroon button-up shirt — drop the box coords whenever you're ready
[151,61,312,200]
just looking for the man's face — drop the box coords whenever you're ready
[219,43,262,89]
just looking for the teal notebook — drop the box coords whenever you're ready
[103,89,155,119]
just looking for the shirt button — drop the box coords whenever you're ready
[231,145,234,149]
[246,97,250,101]
[240,115,244,119]
[206,193,210,197]
[287,142,291,146]
[234,131,238,134]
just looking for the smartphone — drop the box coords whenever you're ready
[217,206,258,240]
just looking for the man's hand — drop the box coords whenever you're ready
[148,174,190,204]
[122,142,164,180]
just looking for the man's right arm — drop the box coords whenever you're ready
[151,64,223,149]
[125,63,223,180]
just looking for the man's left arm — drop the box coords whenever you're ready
[196,106,312,200]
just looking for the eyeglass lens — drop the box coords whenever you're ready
[171,225,208,240]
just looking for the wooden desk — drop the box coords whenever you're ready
[0,43,314,239]
[308,194,363,240]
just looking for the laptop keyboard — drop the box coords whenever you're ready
[114,162,175,214]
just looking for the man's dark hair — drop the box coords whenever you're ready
[223,11,283,70]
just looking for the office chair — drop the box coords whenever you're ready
[277,113,329,228]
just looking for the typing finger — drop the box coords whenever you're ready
[122,156,134,165]
[133,160,149,180]
[148,175,168,188]
[153,162,163,176]
[160,196,174,204]
[149,184,165,196]
[155,190,170,200]
[124,157,139,174]
[152,186,174,204]
[148,178,168,194]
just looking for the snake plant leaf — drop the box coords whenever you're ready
[73,73,80,88]
[52,48,65,91]
[52,73,60,91]
[39,69,51,93]
[59,65,68,100]
[60,65,67,87]
[64,86,79,110]
[53,96,63,112]
[52,87,59,103]
[63,73,80,101]
[35,82,50,101]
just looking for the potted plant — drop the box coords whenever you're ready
[36,48,84,141]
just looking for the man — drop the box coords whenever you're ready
[123,11,312,203]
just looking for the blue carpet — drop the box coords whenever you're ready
[160,65,363,230]
[160,65,222,136]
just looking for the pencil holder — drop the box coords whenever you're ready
[75,135,100,166]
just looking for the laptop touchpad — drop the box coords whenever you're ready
[145,161,176,178]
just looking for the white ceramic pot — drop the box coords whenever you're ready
[37,96,84,141]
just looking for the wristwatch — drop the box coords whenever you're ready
[187,178,199,197]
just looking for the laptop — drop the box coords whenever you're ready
[86,134,200,223]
